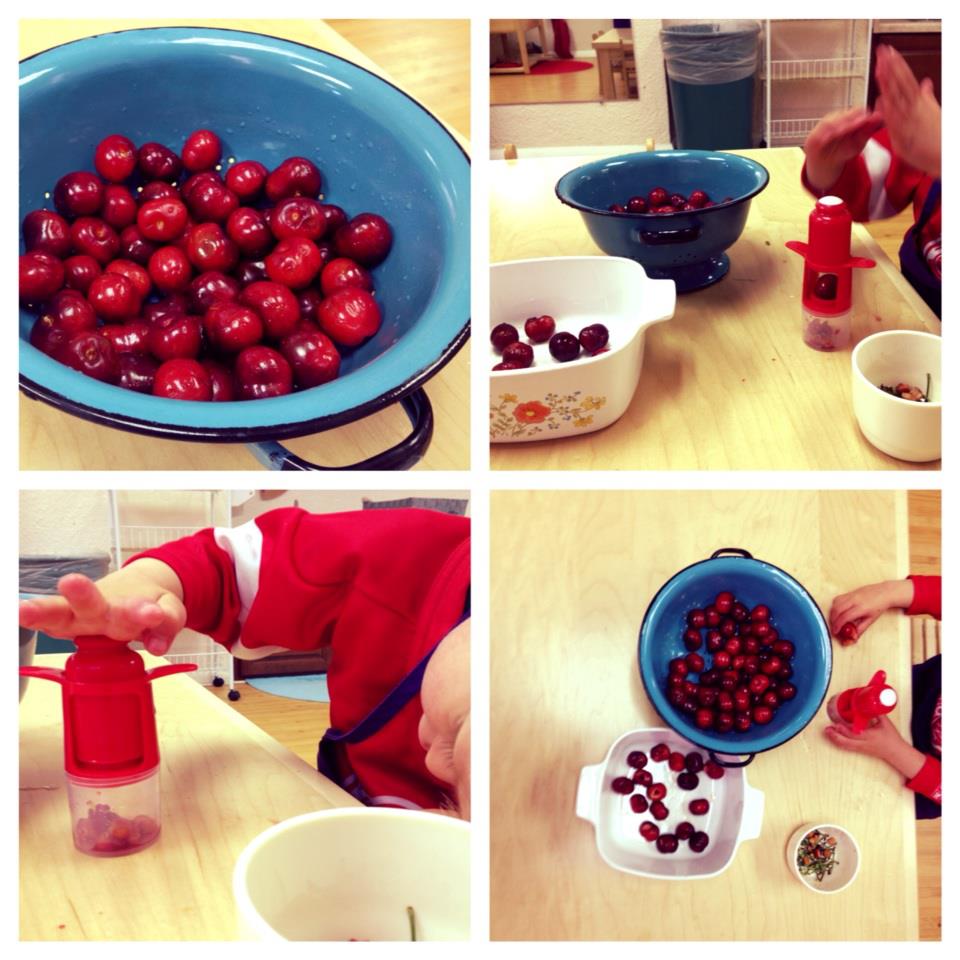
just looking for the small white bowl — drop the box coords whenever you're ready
[490,257,675,442]
[233,808,469,941]
[851,330,941,462]
[786,822,860,894]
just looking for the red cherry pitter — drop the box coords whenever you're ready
[786,196,875,352]
[827,669,898,734]
[20,636,196,857]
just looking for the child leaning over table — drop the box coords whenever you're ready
[18,506,471,819]
[825,574,940,819]
[802,44,941,317]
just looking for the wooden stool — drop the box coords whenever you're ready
[490,19,547,74]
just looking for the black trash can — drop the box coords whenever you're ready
[661,21,762,150]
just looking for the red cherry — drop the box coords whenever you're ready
[751,605,771,622]
[265,236,323,289]
[117,354,159,393]
[609,203,626,213]
[94,134,137,182]
[57,331,118,382]
[734,712,752,732]
[317,288,382,347]
[650,800,670,821]
[734,688,751,712]
[696,687,717,708]
[103,321,152,356]
[815,273,838,300]
[695,708,715,729]
[639,821,660,842]
[627,751,648,768]
[234,346,293,400]
[611,776,634,795]
[235,259,269,287]
[713,650,731,669]
[187,181,239,223]
[753,705,774,724]
[632,768,654,786]
[62,255,102,295]
[137,142,182,182]
[491,323,519,352]
[548,331,580,362]
[705,606,721,627]
[20,252,64,302]
[119,225,157,265]
[778,682,798,700]
[87,272,142,321]
[139,180,181,204]
[838,622,859,645]
[524,315,555,343]
[203,301,264,353]
[270,197,328,241]
[724,636,741,655]
[181,171,222,202]
[716,690,734,713]
[53,171,104,218]
[280,328,341,389]
[677,771,700,789]
[182,129,222,172]
[186,223,238,273]
[761,656,783,676]
[668,657,688,678]
[685,652,705,673]
[676,821,695,840]
[148,314,203,361]
[202,360,237,401]
[689,798,710,816]
[296,288,324,324]
[668,752,685,772]
[318,204,349,235]
[715,591,735,614]
[630,794,649,814]
[240,281,300,340]
[683,628,702,652]
[334,213,393,266]
[29,291,97,354]
[705,629,723,653]
[649,743,671,763]
[188,271,240,313]
[626,196,647,213]
[752,622,771,639]
[670,193,687,208]
[225,160,269,200]
[579,323,609,353]
[148,246,193,294]
[688,190,710,208]
[137,198,189,242]
[656,834,679,854]
[70,217,120,264]
[22,209,72,257]
[647,187,669,207]
[762,689,780,708]
[224,208,272,257]
[100,185,139,229]
[688,609,707,629]
[714,712,735,733]
[501,342,534,368]
[730,602,749,622]
[152,358,212,400]
[265,157,322,201]
[320,257,374,296]
[685,752,704,773]
[748,674,771,695]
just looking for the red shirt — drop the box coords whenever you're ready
[132,507,470,809]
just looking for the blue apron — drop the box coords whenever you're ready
[316,602,470,804]
[898,179,941,318]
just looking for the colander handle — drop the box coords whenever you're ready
[246,389,433,471]
[710,547,753,560]
[709,751,754,768]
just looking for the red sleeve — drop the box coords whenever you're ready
[801,129,925,222]
[905,754,941,805]
[907,575,941,619]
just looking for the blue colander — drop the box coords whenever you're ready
[19,28,470,470]
[638,548,832,766]
[555,150,768,293]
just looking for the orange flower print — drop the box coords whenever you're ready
[513,400,551,424]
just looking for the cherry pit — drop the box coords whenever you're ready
[21,129,394,400]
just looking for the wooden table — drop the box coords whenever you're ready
[490,149,941,470]
[19,19,469,471]
[490,490,918,940]
[20,652,358,940]
[490,19,546,74]
[592,27,634,100]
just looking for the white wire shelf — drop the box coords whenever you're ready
[119,524,206,551]
[766,57,868,81]
[768,117,821,144]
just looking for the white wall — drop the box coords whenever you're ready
[490,21,670,151]
[20,491,113,559]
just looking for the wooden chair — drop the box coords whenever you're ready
[911,617,941,665]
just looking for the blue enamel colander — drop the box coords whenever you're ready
[19,28,470,470]
[555,150,768,293]
[638,548,832,766]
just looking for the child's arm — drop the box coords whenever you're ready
[18,560,187,655]
[824,716,941,806]
[905,574,941,620]
[829,579,915,640]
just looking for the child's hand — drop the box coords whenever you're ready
[874,44,941,178]
[823,715,926,781]
[18,559,186,655]
[828,579,914,640]
[803,106,884,193]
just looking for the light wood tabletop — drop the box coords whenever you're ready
[491,490,918,940]
[20,651,357,941]
[19,19,469,472]
[489,149,940,470]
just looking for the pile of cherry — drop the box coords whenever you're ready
[490,316,609,371]
[611,743,721,855]
[608,186,731,215]
[666,591,798,733]
[19,129,393,401]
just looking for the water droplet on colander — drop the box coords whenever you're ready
[350,183,357,191]
[227,157,236,165]
[367,141,373,149]
[405,202,412,210]
[330,134,337,141]
[43,191,50,199]
[345,131,352,139]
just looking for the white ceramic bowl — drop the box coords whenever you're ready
[233,808,469,941]
[851,330,941,462]
[576,727,764,879]
[786,822,860,894]
[490,257,675,442]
